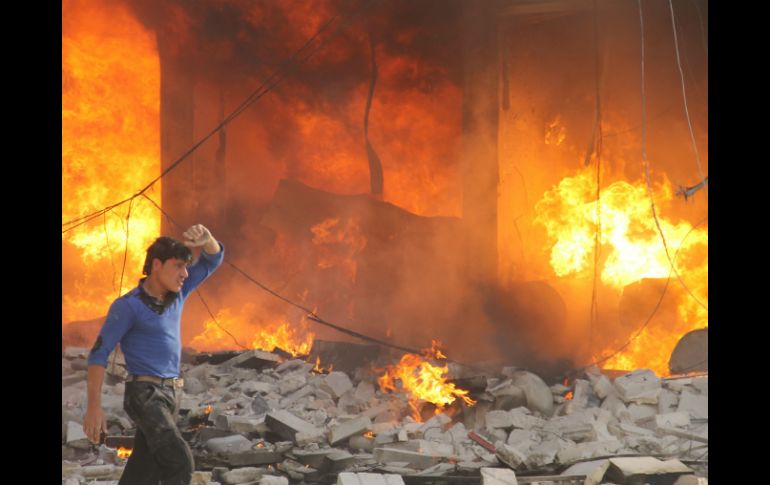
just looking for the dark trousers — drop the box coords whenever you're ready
[118,381,193,485]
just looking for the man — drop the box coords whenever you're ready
[83,224,224,485]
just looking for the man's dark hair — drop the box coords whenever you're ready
[143,236,193,275]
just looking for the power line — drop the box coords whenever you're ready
[669,0,707,197]
[62,0,379,234]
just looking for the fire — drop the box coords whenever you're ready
[62,0,160,323]
[190,304,315,356]
[377,340,475,421]
[116,447,133,459]
[364,431,375,438]
[311,356,333,374]
[534,167,708,375]
[564,391,574,400]
[205,405,212,415]
[311,217,367,283]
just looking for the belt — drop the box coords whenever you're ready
[126,375,184,389]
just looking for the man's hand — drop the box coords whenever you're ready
[83,406,107,444]
[183,224,220,254]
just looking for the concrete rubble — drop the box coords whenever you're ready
[62,345,708,484]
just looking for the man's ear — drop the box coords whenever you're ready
[151,258,163,273]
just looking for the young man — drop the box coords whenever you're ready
[83,224,224,485]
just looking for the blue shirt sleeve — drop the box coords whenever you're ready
[87,298,135,367]
[180,241,225,299]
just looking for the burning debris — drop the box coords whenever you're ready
[62,342,707,484]
[62,0,708,483]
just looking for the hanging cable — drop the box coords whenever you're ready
[669,0,707,197]
[62,0,380,234]
[195,290,249,351]
[640,0,707,312]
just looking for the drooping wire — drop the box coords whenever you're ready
[669,0,707,197]
[640,0,707,312]
[62,0,379,234]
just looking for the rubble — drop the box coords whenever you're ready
[61,346,708,484]
[337,472,405,485]
[480,467,518,485]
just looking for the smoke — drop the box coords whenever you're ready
[70,0,707,376]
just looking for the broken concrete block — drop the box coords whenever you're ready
[206,435,254,455]
[322,371,354,398]
[225,350,281,370]
[508,407,545,429]
[220,467,265,484]
[613,369,661,404]
[278,374,307,395]
[691,376,708,395]
[80,464,118,478]
[485,410,515,429]
[505,429,537,452]
[571,379,592,408]
[606,457,692,483]
[265,410,324,445]
[481,467,518,485]
[655,412,691,429]
[658,388,679,414]
[324,449,357,472]
[496,443,527,469]
[509,371,554,417]
[330,416,373,445]
[354,381,376,403]
[589,374,614,400]
[293,448,342,469]
[349,435,375,451]
[373,447,442,468]
[215,415,265,434]
[419,412,451,433]
[556,440,622,464]
[226,444,284,467]
[525,438,568,468]
[337,472,406,485]
[617,422,655,437]
[628,403,657,424]
[560,422,596,442]
[561,459,610,485]
[259,476,289,485]
[276,358,306,373]
[66,421,91,450]
[673,475,708,485]
[677,390,708,419]
[183,376,207,395]
[198,427,235,442]
[485,428,508,444]
[600,395,630,421]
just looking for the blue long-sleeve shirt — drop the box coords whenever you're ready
[88,244,224,377]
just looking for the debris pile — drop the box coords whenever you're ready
[61,344,707,484]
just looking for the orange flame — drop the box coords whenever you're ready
[311,356,333,374]
[377,340,475,421]
[564,391,574,400]
[311,217,367,283]
[364,431,375,438]
[116,447,133,459]
[190,304,314,356]
[205,405,212,415]
[62,0,160,324]
[534,167,708,375]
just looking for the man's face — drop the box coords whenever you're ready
[153,257,189,294]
